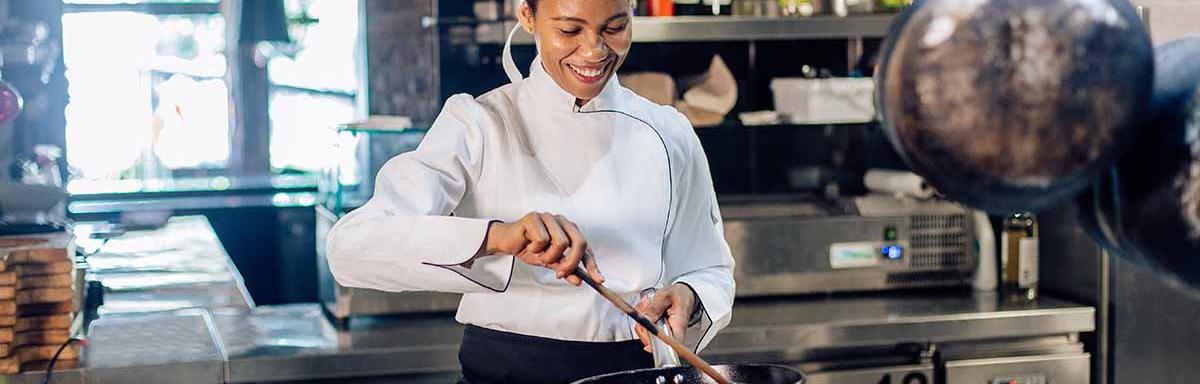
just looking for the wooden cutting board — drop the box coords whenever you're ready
[15,274,70,290]
[14,262,73,277]
[0,234,73,266]
[18,301,76,316]
[21,358,77,372]
[12,330,69,348]
[0,271,16,286]
[0,356,15,374]
[15,288,73,306]
[14,314,71,332]
[15,344,77,362]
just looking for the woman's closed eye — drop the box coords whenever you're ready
[559,28,582,36]
[605,24,627,34]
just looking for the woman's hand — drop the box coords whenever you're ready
[633,283,698,352]
[482,212,604,286]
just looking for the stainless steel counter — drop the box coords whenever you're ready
[706,293,1094,364]
[59,291,1092,383]
[6,216,1095,383]
[74,217,255,313]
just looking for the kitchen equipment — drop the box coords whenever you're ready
[875,0,1153,214]
[862,169,934,199]
[770,77,874,124]
[937,338,1090,384]
[723,195,976,296]
[571,267,732,384]
[1075,36,1200,289]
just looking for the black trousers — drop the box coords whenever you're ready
[457,324,652,384]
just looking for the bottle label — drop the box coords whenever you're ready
[1018,237,1038,287]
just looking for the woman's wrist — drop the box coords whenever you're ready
[483,220,506,256]
[464,220,506,268]
[674,282,704,327]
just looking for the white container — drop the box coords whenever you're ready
[770,77,876,124]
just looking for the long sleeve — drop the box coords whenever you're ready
[325,94,515,294]
[662,113,736,353]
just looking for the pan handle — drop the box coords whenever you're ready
[651,318,681,368]
[642,288,682,369]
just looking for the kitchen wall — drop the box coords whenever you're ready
[364,0,440,123]
[1137,0,1200,42]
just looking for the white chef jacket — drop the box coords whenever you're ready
[325,53,735,352]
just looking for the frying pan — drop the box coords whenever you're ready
[571,363,805,384]
[569,268,805,384]
[875,0,1153,214]
[571,322,804,384]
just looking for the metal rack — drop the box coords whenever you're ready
[471,15,896,44]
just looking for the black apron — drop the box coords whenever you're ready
[457,324,653,384]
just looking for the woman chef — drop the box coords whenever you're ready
[325,0,735,382]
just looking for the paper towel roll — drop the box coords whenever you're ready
[863,169,936,199]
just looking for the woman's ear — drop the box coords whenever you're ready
[518,2,535,34]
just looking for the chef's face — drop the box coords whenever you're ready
[518,0,633,105]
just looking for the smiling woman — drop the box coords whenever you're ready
[517,0,634,106]
[324,0,736,383]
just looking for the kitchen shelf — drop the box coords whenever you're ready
[501,15,896,45]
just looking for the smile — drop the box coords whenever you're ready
[567,62,611,84]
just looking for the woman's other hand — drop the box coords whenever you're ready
[633,283,698,352]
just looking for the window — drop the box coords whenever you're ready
[268,0,360,174]
[63,1,228,183]
[62,0,362,189]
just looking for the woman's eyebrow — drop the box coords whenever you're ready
[550,12,631,24]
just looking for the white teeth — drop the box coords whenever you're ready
[569,64,604,78]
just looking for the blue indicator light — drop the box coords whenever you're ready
[882,245,903,260]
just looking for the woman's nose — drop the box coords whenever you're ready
[578,33,609,61]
